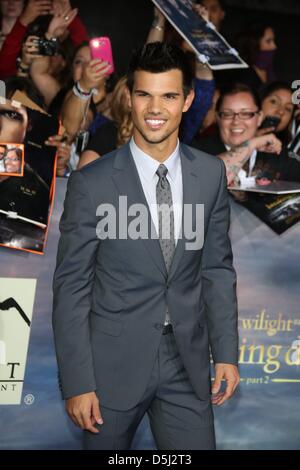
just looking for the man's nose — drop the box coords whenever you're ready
[147,97,162,114]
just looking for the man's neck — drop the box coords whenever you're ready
[133,133,178,163]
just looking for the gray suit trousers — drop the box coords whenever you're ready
[83,330,216,450]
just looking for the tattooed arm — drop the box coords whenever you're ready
[218,133,282,185]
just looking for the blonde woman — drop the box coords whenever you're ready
[77,76,133,169]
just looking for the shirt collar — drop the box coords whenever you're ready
[130,137,180,183]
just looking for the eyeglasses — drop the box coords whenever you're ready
[0,109,24,122]
[218,110,260,120]
[4,157,20,162]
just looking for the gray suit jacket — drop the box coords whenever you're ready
[52,143,238,410]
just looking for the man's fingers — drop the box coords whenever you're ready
[211,373,222,394]
[68,408,99,433]
[67,408,83,429]
[82,413,100,434]
[92,399,103,426]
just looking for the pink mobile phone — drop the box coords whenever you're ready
[89,37,114,75]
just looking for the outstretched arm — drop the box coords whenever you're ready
[218,134,282,185]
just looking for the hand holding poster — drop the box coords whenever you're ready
[151,0,248,69]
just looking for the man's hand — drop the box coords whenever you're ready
[66,391,103,433]
[211,363,240,406]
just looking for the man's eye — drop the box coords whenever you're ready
[165,95,176,100]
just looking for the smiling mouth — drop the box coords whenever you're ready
[145,118,167,130]
[230,128,245,134]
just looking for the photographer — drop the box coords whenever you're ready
[29,3,78,106]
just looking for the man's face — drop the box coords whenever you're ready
[217,92,263,148]
[201,0,225,31]
[4,150,21,174]
[0,101,28,144]
[128,69,194,149]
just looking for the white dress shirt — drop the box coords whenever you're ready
[130,137,183,245]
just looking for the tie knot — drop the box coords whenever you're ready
[156,164,168,179]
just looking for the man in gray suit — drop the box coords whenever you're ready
[53,42,239,450]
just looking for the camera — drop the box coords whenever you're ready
[37,37,59,56]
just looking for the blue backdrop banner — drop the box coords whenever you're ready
[0,178,299,449]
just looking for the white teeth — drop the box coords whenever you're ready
[146,119,165,125]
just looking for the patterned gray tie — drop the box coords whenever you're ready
[156,164,175,325]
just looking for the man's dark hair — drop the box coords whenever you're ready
[127,42,194,98]
[216,82,261,112]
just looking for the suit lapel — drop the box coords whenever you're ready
[111,144,167,279]
[168,145,199,282]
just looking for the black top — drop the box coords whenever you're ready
[85,121,118,156]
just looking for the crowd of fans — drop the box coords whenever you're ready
[0,0,299,186]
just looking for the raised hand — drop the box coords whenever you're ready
[21,35,42,66]
[20,0,53,27]
[47,4,78,39]
[193,4,210,22]
[80,59,112,92]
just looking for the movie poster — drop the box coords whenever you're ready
[0,98,59,254]
[151,0,248,69]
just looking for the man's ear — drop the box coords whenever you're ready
[183,89,195,113]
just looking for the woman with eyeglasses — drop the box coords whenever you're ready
[3,147,23,174]
[191,83,300,186]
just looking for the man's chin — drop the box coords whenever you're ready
[139,131,170,145]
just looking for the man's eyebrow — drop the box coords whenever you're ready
[134,89,181,96]
[134,89,151,94]
[163,92,181,96]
